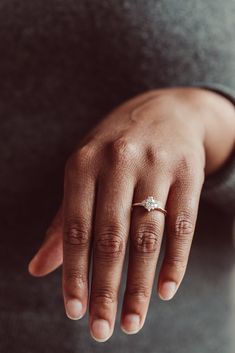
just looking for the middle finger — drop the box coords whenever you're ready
[89,162,136,342]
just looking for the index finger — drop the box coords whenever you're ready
[62,150,97,320]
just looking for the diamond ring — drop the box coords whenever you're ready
[132,196,167,215]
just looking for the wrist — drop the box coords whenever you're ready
[173,87,235,175]
[197,88,235,175]
[139,86,235,176]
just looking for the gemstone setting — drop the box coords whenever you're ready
[143,196,159,212]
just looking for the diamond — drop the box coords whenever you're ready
[143,196,158,212]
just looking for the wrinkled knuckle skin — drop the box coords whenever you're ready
[95,226,125,260]
[125,285,151,302]
[108,137,137,166]
[65,270,87,291]
[92,289,116,305]
[64,219,90,247]
[165,257,187,273]
[177,155,195,177]
[133,221,161,254]
[173,212,194,238]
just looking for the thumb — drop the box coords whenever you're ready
[28,203,64,277]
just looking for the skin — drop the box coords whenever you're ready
[28,87,235,342]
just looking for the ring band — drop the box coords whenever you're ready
[132,196,167,215]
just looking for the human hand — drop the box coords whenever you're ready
[28,87,235,342]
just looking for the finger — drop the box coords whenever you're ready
[157,164,204,300]
[89,152,136,342]
[121,176,169,334]
[28,203,64,276]
[63,151,97,321]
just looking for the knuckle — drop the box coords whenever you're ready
[108,137,137,166]
[132,220,161,254]
[65,144,96,177]
[125,285,151,301]
[65,270,87,290]
[92,288,116,305]
[165,256,187,273]
[76,143,97,163]
[95,224,125,260]
[175,151,206,187]
[145,146,169,167]
[177,154,195,177]
[173,212,194,238]
[64,218,90,247]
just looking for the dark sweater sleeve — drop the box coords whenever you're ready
[190,82,235,215]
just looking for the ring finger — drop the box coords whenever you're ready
[121,174,170,334]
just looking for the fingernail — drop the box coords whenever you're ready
[91,319,111,342]
[66,299,83,320]
[159,281,177,300]
[121,314,140,334]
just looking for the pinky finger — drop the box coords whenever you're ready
[28,202,64,277]
[157,169,204,300]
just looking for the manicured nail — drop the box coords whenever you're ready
[91,319,111,342]
[159,281,177,300]
[66,299,83,320]
[121,314,140,334]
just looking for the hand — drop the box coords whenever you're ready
[28,87,235,342]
